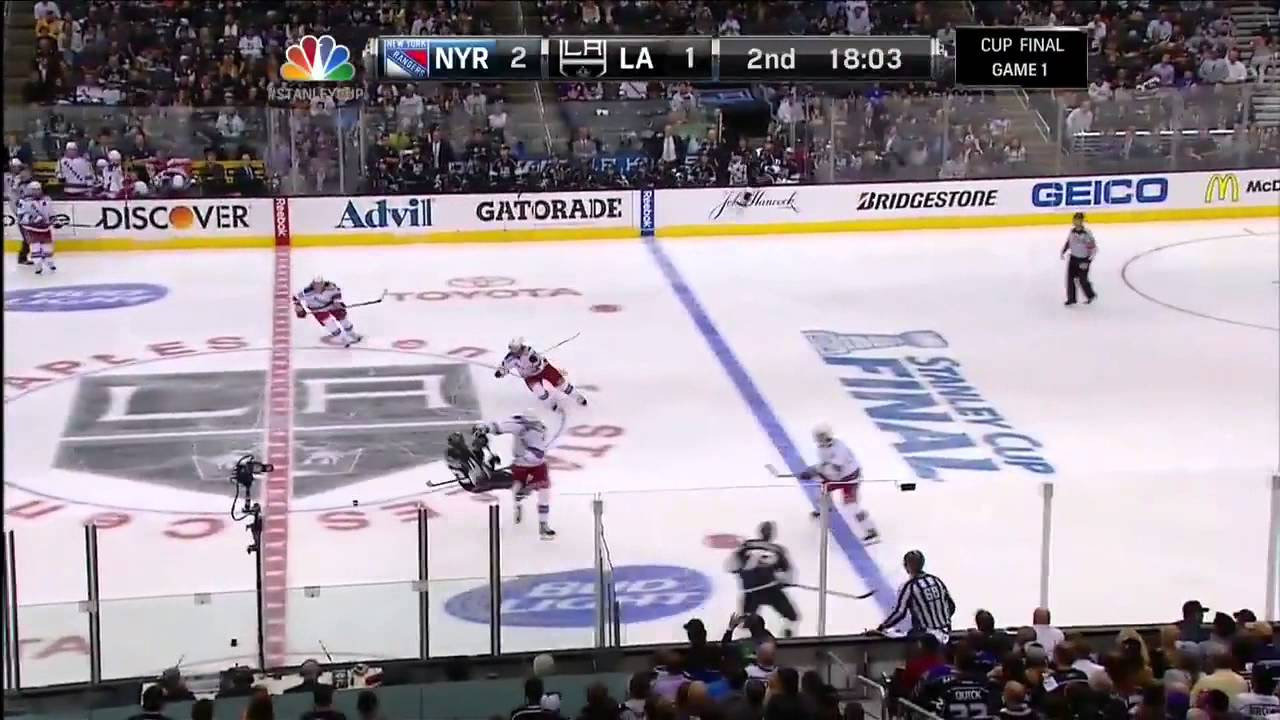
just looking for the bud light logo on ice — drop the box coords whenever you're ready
[5,283,168,312]
[804,330,1055,481]
[444,565,711,627]
[1031,177,1168,208]
[337,198,433,229]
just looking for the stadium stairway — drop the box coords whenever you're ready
[1229,0,1280,127]
[491,0,570,156]
[3,1,36,104]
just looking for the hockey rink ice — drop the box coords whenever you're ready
[4,218,1278,685]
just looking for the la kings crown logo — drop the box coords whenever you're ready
[56,364,480,499]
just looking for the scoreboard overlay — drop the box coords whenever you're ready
[362,30,1087,88]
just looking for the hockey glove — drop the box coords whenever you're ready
[797,470,814,480]
[294,305,307,319]
[493,368,506,378]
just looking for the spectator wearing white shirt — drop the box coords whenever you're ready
[1032,608,1064,655]
[463,85,487,117]
[397,86,424,128]
[936,22,956,47]
[216,110,245,139]
[848,4,873,34]
[487,101,508,142]
[238,30,264,60]
[1066,101,1094,138]
[1147,12,1173,43]
[1088,78,1113,103]
[745,643,779,681]
[719,12,741,36]
[1224,50,1249,83]
[223,13,239,38]
[776,92,800,125]
[34,0,60,21]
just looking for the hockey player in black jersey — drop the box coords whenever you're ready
[726,522,799,637]
[443,431,518,495]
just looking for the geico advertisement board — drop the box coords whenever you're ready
[289,191,637,237]
[3,198,271,240]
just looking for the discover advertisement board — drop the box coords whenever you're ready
[2,198,274,250]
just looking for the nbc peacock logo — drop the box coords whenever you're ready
[281,34,356,82]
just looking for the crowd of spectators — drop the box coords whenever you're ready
[122,601,1279,720]
[7,0,1279,197]
[888,602,1279,720]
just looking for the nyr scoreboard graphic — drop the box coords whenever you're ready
[363,30,1087,87]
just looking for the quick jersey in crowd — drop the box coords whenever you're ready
[1062,227,1097,259]
[938,675,994,720]
[727,539,793,592]
[882,572,955,636]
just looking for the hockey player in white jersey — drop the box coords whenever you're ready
[475,411,556,539]
[56,142,95,198]
[17,181,56,274]
[293,277,363,347]
[798,425,879,543]
[494,338,587,412]
[98,150,125,199]
[5,160,33,266]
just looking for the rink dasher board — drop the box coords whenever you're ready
[1,169,1276,251]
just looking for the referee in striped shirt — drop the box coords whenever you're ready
[873,550,955,640]
[1060,212,1098,306]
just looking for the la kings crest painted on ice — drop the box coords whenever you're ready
[55,363,481,498]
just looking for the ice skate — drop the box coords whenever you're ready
[514,502,523,524]
[862,530,880,545]
[539,523,556,540]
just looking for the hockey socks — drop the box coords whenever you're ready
[537,488,554,538]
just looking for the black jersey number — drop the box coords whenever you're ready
[946,703,991,720]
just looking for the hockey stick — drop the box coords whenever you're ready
[344,289,388,308]
[765,463,797,479]
[788,582,875,600]
[540,332,581,354]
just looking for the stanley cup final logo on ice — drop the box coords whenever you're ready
[804,329,1055,482]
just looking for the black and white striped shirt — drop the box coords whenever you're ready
[879,572,955,635]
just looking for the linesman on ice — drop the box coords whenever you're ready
[872,550,954,641]
[1060,212,1097,306]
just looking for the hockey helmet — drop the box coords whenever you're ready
[812,424,834,446]
[107,149,122,163]
[508,337,526,352]
[446,431,468,450]
[310,275,326,290]
[24,181,42,196]
[758,520,776,541]
[9,158,22,170]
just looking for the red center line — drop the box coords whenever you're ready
[262,198,294,667]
